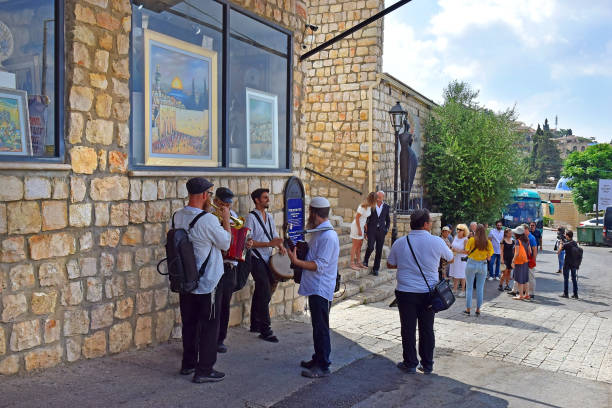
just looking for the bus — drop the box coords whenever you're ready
[502,189,554,235]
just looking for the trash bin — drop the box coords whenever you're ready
[577,226,594,245]
[593,227,605,245]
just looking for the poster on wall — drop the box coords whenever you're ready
[598,179,612,210]
[144,29,218,166]
[246,88,278,168]
[0,87,31,155]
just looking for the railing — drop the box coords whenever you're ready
[304,167,362,194]
[379,185,424,215]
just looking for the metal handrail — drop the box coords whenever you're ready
[304,167,362,194]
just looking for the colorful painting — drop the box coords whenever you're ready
[144,29,218,166]
[246,88,278,168]
[0,87,30,155]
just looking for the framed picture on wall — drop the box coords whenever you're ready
[246,88,278,168]
[0,87,31,156]
[143,29,218,166]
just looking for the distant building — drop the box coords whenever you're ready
[513,121,536,156]
[554,134,597,159]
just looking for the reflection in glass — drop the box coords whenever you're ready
[0,0,55,157]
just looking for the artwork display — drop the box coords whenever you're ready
[246,88,278,168]
[0,87,31,155]
[144,29,218,166]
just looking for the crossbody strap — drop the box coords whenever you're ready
[406,235,432,292]
[250,210,273,242]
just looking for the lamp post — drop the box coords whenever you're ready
[388,102,407,244]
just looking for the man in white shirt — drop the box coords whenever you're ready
[173,177,231,383]
[487,220,504,282]
[387,209,453,375]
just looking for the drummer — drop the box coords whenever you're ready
[245,188,285,343]
[214,187,252,353]
[287,197,340,378]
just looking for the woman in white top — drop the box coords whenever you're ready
[350,192,377,270]
[449,223,469,297]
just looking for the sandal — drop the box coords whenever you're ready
[350,264,360,270]
[512,296,523,300]
[463,310,470,315]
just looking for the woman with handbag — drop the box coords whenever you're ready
[463,224,493,316]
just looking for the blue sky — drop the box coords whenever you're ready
[383,0,612,142]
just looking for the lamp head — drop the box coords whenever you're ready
[388,101,406,133]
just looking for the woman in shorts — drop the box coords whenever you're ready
[500,228,515,291]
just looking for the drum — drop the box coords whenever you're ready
[225,227,250,262]
[269,252,294,281]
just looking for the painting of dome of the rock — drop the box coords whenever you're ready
[145,30,218,166]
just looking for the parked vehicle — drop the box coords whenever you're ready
[604,207,612,246]
[579,218,605,227]
[502,189,554,236]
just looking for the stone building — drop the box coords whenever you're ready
[554,134,597,159]
[0,0,437,375]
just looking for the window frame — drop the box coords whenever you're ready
[129,0,293,173]
[0,0,65,163]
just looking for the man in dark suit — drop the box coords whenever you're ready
[363,191,390,276]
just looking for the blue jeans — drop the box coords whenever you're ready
[466,259,487,310]
[558,250,565,271]
[487,254,501,278]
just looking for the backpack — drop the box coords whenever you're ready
[570,243,583,269]
[157,211,211,294]
[514,241,528,264]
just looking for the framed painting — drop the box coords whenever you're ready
[0,87,31,156]
[246,88,278,168]
[144,29,218,166]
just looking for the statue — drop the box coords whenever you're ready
[399,118,418,210]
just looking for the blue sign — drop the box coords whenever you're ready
[287,197,304,244]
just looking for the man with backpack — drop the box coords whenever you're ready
[173,177,231,383]
[558,230,581,299]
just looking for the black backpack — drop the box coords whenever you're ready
[570,243,583,269]
[157,211,211,293]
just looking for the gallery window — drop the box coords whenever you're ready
[130,0,291,170]
[0,0,63,160]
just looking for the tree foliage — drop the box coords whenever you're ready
[528,120,563,183]
[562,144,612,213]
[423,81,527,225]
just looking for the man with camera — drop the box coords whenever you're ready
[554,227,567,274]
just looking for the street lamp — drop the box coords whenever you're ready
[388,102,407,243]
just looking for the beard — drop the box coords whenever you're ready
[307,210,317,229]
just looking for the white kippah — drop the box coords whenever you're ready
[310,196,330,208]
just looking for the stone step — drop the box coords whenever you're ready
[347,281,397,305]
[333,267,396,305]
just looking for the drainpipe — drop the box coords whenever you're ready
[368,74,382,193]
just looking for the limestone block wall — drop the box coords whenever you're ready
[0,0,308,376]
[302,0,384,220]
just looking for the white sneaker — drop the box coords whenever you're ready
[487,277,493,281]
[495,277,500,281]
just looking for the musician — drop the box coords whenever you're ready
[245,188,285,342]
[214,187,252,353]
[173,177,231,383]
[287,197,340,378]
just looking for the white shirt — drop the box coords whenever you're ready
[376,203,383,217]
[173,206,231,294]
[388,230,453,293]
[298,220,340,301]
[488,228,504,255]
[245,209,279,262]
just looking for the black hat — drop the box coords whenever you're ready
[215,187,234,204]
[186,177,213,195]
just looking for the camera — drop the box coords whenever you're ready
[461,256,468,262]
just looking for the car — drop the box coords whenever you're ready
[579,218,605,227]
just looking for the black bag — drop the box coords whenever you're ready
[406,236,455,313]
[157,211,211,294]
[570,243,583,269]
[233,249,252,292]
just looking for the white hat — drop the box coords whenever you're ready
[442,226,451,232]
[512,225,525,235]
[310,196,330,208]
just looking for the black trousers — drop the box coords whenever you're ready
[309,295,331,370]
[250,256,273,334]
[396,290,435,371]
[563,265,578,297]
[218,263,236,345]
[364,229,386,272]
[179,290,222,376]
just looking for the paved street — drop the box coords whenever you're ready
[1,230,611,407]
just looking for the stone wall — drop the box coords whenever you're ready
[538,189,589,229]
[0,0,308,375]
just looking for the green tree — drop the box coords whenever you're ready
[562,144,612,213]
[423,81,527,225]
[528,118,562,183]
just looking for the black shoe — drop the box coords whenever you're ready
[217,343,228,353]
[556,270,562,274]
[498,286,504,291]
[250,326,260,333]
[504,285,511,291]
[259,332,279,343]
[193,370,225,383]
[300,359,316,369]
[396,362,416,374]
[417,364,432,375]
[508,291,517,296]
[371,270,379,276]
[301,367,330,378]
[463,310,470,316]
[529,295,535,300]
[180,367,195,375]
[559,293,569,298]
[571,294,579,299]
[475,311,481,316]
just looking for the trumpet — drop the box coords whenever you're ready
[210,202,245,229]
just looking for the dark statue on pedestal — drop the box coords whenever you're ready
[399,118,418,211]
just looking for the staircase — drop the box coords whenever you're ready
[328,215,397,305]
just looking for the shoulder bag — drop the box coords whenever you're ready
[406,235,455,313]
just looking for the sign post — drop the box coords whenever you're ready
[284,177,305,245]
[598,179,612,223]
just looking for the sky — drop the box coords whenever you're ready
[383,0,612,142]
